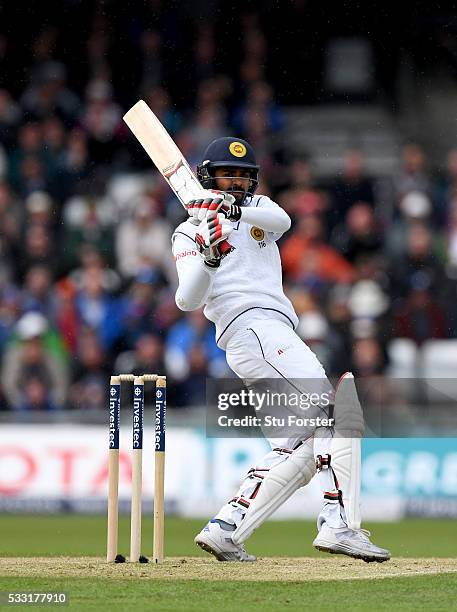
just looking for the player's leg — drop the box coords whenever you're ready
[237,332,390,562]
[312,373,390,562]
[195,441,315,561]
[238,331,389,561]
[196,320,389,561]
[195,320,322,560]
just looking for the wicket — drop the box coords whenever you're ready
[107,373,167,564]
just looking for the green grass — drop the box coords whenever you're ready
[0,515,456,558]
[1,516,456,611]
[0,575,456,611]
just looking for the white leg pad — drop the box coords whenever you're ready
[330,437,361,529]
[330,372,364,530]
[231,442,315,545]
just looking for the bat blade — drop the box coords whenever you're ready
[123,100,232,255]
[123,100,201,207]
[124,101,180,173]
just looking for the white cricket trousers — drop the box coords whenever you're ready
[225,317,334,449]
[214,317,341,528]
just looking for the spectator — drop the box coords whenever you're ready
[394,278,447,345]
[434,148,457,227]
[347,279,391,342]
[7,122,51,193]
[191,105,227,157]
[152,291,182,334]
[85,26,111,84]
[281,213,355,291]
[351,337,387,377]
[42,116,66,164]
[165,310,228,383]
[445,197,457,274]
[0,89,22,150]
[0,180,23,277]
[0,284,21,353]
[115,193,173,282]
[113,332,166,405]
[1,312,69,410]
[119,272,161,348]
[28,27,57,83]
[24,191,56,236]
[0,141,5,179]
[385,190,434,259]
[329,150,375,228]
[331,202,384,263]
[176,344,209,406]
[53,278,79,353]
[395,143,431,202]
[276,155,325,218]
[17,377,59,412]
[68,328,110,410]
[20,60,80,125]
[389,222,445,300]
[237,17,268,90]
[16,224,55,282]
[17,155,52,198]
[193,25,216,84]
[61,193,115,273]
[67,245,120,295]
[325,284,354,374]
[291,289,344,373]
[59,128,90,196]
[139,30,163,91]
[0,6,456,411]
[142,86,182,138]
[21,264,55,319]
[233,81,284,137]
[73,264,123,351]
[80,79,123,166]
[114,332,165,378]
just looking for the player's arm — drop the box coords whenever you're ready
[186,191,290,235]
[173,253,216,312]
[172,215,233,311]
[238,199,291,234]
[173,234,213,311]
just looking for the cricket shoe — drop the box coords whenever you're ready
[313,524,391,563]
[194,519,256,562]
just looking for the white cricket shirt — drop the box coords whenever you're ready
[172,195,298,348]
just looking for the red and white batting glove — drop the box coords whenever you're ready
[186,190,241,223]
[195,212,234,268]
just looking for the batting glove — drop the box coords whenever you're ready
[195,212,234,268]
[212,192,242,222]
[186,190,240,223]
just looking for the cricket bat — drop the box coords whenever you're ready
[123,100,231,254]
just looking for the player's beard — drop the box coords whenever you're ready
[228,187,247,205]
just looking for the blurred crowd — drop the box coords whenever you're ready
[1,3,457,411]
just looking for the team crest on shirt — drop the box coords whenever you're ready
[250,226,265,241]
[229,141,247,157]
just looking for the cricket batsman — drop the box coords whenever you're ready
[172,137,390,563]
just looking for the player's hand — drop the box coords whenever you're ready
[195,212,234,268]
[211,191,242,221]
[186,190,240,223]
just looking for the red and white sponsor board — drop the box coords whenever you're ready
[0,425,402,520]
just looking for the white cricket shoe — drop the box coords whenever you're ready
[313,524,391,563]
[194,520,256,562]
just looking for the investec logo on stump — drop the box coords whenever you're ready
[155,388,166,451]
[133,385,143,449]
[109,385,120,449]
